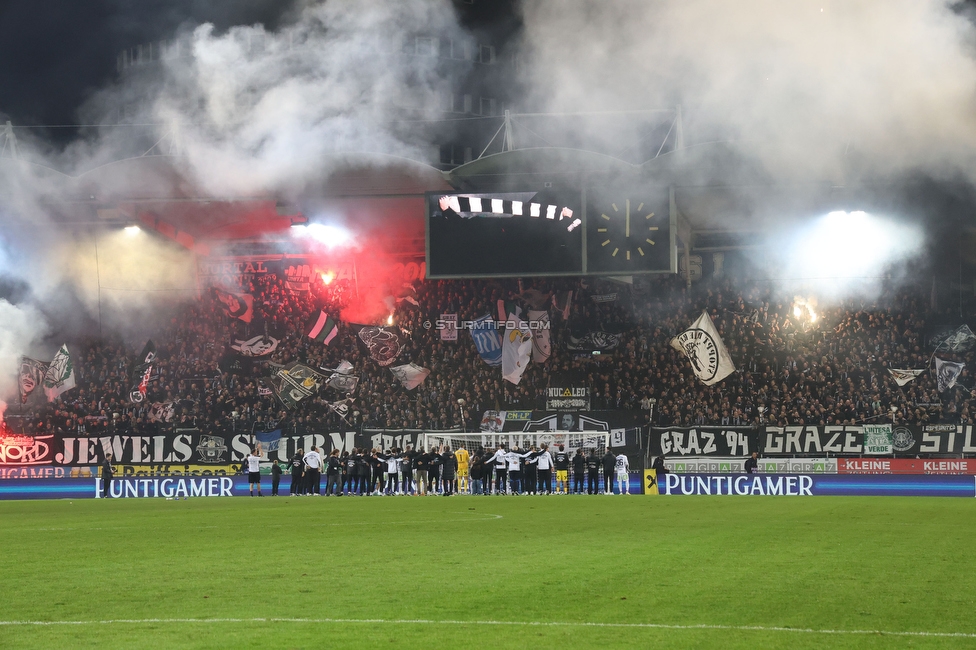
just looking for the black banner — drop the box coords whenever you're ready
[649,427,760,457]
[495,410,646,433]
[763,424,976,457]
[544,387,590,411]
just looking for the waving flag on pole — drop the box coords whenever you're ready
[470,315,502,367]
[502,307,533,385]
[670,311,736,386]
[888,368,924,387]
[391,363,431,390]
[528,310,551,363]
[935,358,964,393]
[19,357,48,403]
[214,288,254,323]
[307,310,339,345]
[43,344,76,402]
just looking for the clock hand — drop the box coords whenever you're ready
[625,199,630,239]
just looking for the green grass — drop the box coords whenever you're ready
[0,494,975,649]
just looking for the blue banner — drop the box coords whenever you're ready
[469,315,502,367]
[660,473,976,497]
[0,476,293,500]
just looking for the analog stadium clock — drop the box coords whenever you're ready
[586,192,672,274]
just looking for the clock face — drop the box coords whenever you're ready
[587,193,671,273]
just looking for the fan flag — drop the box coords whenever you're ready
[255,429,283,458]
[670,311,736,386]
[469,315,502,367]
[888,368,924,387]
[129,340,157,403]
[43,344,76,402]
[19,357,48,403]
[352,324,403,367]
[308,310,339,345]
[528,310,551,363]
[214,288,254,323]
[935,357,964,393]
[391,363,431,390]
[501,307,533,385]
[326,360,359,394]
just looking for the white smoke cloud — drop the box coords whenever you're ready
[518,0,976,182]
[0,0,471,406]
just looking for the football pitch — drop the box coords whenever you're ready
[1,495,974,649]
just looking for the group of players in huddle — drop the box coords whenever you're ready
[270,443,633,497]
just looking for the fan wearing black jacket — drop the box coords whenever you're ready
[572,449,586,494]
[401,446,414,495]
[427,448,442,495]
[344,449,360,495]
[441,447,458,495]
[586,451,601,495]
[325,450,342,496]
[480,449,495,496]
[470,453,484,495]
[271,459,282,496]
[602,450,617,494]
[415,448,429,495]
[290,450,304,496]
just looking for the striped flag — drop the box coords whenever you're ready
[308,311,339,345]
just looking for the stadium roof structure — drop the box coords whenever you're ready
[0,151,452,257]
[0,129,889,259]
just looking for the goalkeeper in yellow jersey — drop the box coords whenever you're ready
[455,445,470,494]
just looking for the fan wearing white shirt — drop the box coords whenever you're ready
[303,447,323,496]
[485,445,508,494]
[536,445,554,494]
[614,453,630,495]
[245,448,262,497]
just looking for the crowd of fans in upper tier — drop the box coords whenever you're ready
[11,268,976,438]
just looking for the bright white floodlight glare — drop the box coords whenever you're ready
[292,223,352,248]
[781,211,922,297]
[124,225,141,235]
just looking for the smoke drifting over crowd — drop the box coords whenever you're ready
[2,0,976,409]
[519,0,976,183]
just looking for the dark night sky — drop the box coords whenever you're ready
[0,0,299,141]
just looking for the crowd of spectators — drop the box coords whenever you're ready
[10,265,976,439]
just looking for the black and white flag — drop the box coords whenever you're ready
[391,363,430,390]
[888,368,924,387]
[231,335,279,357]
[325,360,359,394]
[671,311,736,386]
[935,358,965,392]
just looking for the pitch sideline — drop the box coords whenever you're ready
[0,617,974,639]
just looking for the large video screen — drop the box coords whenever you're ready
[426,190,584,278]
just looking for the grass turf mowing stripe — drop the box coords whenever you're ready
[1,618,975,639]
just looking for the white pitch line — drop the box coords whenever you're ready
[0,617,974,639]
